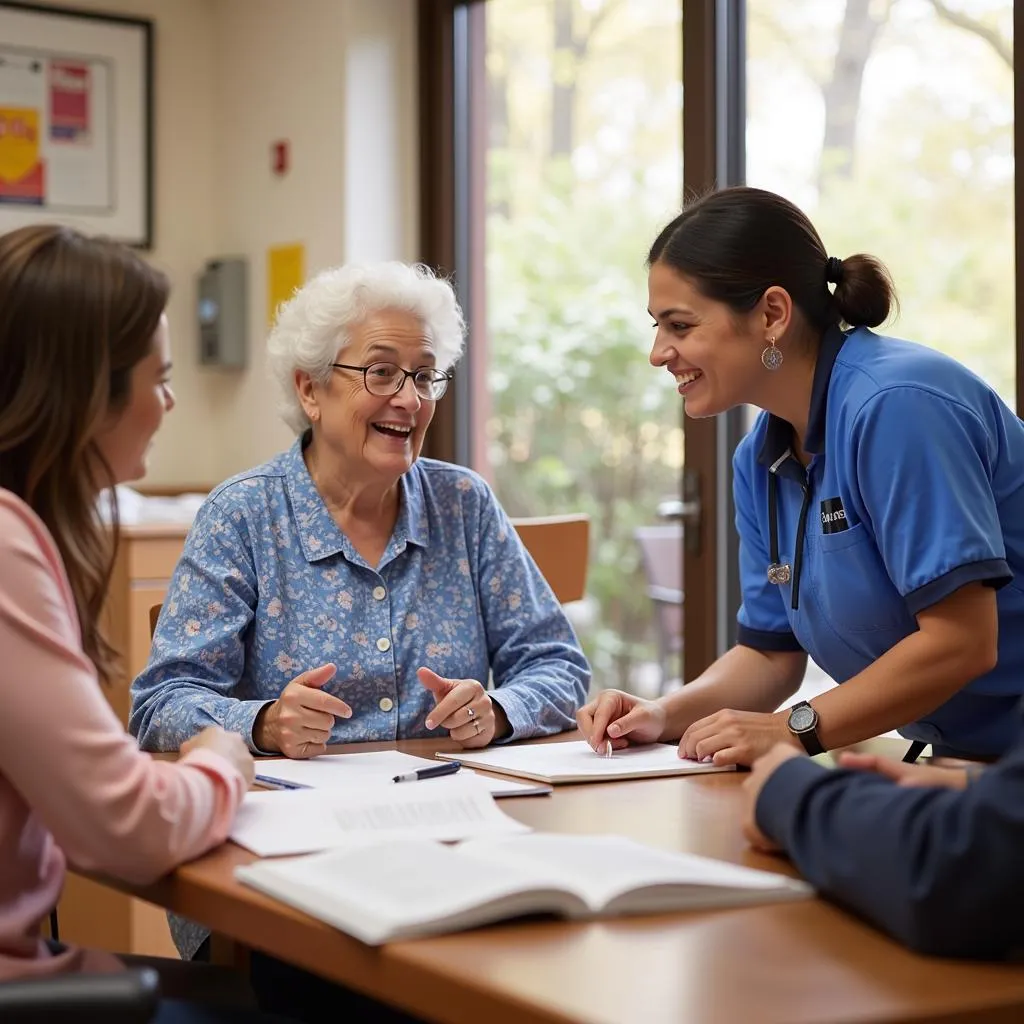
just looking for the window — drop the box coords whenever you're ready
[748,0,1014,402]
[423,0,1018,695]
[471,0,686,691]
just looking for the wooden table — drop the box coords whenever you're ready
[93,738,1024,1024]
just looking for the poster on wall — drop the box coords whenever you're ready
[0,3,152,247]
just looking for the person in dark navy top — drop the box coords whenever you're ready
[740,735,1023,959]
[578,186,1024,765]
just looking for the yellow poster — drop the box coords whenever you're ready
[267,243,305,328]
[0,107,44,204]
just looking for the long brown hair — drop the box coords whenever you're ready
[0,225,169,682]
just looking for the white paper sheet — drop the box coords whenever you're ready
[230,775,530,857]
[253,750,551,797]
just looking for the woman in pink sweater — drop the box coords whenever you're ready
[0,224,297,1023]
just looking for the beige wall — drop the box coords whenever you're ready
[56,0,418,486]
[52,0,222,484]
[209,0,419,476]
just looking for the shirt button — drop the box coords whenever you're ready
[372,586,386,601]
[379,697,394,712]
[376,637,391,652]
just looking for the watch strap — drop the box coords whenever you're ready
[789,701,825,756]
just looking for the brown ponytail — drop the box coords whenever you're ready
[648,186,898,333]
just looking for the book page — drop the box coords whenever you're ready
[235,838,582,944]
[438,740,735,783]
[458,833,808,911]
[253,751,552,798]
[230,776,529,857]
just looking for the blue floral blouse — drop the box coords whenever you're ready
[129,439,590,753]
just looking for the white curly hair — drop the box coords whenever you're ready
[266,261,466,435]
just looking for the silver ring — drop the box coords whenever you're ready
[475,720,482,735]
[466,707,476,720]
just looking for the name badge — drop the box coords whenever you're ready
[820,496,849,535]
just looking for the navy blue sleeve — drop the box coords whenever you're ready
[755,735,1024,959]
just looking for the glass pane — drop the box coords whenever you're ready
[746,0,1014,700]
[474,0,684,693]
[748,0,1013,398]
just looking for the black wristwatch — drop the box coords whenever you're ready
[787,701,825,756]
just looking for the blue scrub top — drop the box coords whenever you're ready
[734,325,1024,757]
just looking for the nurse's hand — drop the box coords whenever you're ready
[680,709,798,766]
[576,689,667,753]
[741,743,804,853]
[837,752,969,790]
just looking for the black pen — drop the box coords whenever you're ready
[392,761,462,783]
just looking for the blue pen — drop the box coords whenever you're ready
[254,774,309,791]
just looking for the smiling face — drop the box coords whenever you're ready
[647,261,769,419]
[299,307,437,483]
[94,313,175,483]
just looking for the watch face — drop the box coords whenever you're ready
[789,705,816,732]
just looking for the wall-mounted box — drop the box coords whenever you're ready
[198,258,248,369]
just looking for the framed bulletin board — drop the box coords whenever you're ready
[0,2,153,247]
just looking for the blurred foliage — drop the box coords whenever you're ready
[747,0,1013,399]
[481,0,1013,687]
[486,186,684,683]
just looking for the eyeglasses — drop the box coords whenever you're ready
[330,362,453,401]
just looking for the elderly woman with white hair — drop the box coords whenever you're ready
[129,263,590,991]
[130,260,588,762]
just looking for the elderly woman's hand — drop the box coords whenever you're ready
[417,667,510,747]
[252,663,352,758]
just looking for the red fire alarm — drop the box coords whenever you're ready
[271,140,289,176]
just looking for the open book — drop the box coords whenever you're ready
[436,740,736,784]
[235,832,812,944]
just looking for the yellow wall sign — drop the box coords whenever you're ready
[0,108,44,203]
[267,243,305,328]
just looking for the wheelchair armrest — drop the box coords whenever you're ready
[0,967,160,1023]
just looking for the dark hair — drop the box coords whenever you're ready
[0,224,170,683]
[647,186,897,332]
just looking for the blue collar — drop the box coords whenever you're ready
[757,324,848,467]
[284,437,430,564]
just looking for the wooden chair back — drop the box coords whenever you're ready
[510,514,590,604]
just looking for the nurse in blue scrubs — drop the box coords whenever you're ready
[578,186,1024,765]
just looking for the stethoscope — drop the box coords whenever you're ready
[766,455,811,611]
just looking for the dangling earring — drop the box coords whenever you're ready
[761,336,783,371]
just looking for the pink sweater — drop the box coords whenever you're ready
[0,489,246,980]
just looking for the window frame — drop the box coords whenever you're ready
[417,0,1021,680]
